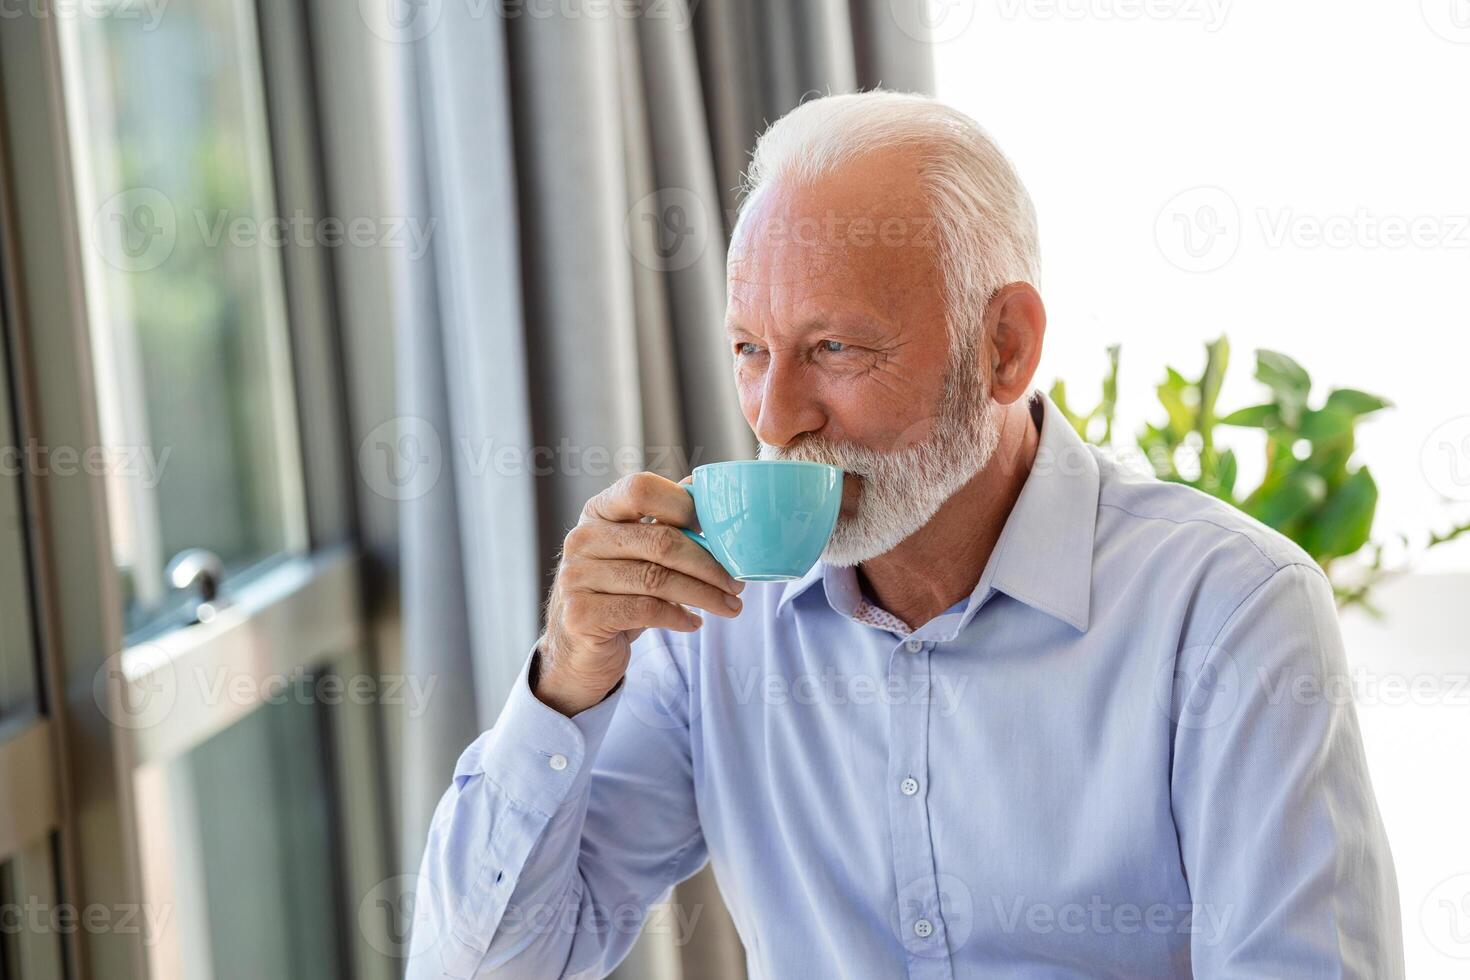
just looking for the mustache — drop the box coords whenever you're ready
[757,436,874,472]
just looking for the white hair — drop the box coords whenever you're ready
[734,90,1041,343]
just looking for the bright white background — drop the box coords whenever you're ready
[933,3,1470,975]
[933,0,1470,571]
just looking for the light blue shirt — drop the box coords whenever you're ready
[410,393,1402,979]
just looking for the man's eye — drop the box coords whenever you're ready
[735,342,762,356]
[820,340,847,353]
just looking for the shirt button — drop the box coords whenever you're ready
[913,918,934,938]
[904,638,923,653]
[900,776,920,796]
[548,753,568,771]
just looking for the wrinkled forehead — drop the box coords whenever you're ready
[726,148,945,329]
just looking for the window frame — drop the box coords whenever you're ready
[0,0,393,976]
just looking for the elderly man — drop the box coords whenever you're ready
[411,92,1402,978]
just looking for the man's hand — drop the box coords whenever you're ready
[535,472,745,716]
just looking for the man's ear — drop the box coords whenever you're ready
[983,283,1047,405]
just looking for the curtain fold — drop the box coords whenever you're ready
[400,2,933,976]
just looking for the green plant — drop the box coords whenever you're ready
[1052,337,1470,612]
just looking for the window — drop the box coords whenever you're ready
[58,0,307,634]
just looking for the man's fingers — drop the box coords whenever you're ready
[575,521,742,594]
[570,593,703,635]
[567,559,743,618]
[584,471,697,528]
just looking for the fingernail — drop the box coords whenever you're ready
[688,612,704,628]
[724,594,742,612]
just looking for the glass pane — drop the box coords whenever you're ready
[0,309,37,724]
[58,0,306,634]
[0,837,68,980]
[135,691,342,977]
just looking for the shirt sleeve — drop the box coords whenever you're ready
[1170,561,1404,978]
[407,630,707,979]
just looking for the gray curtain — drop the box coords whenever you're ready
[400,2,933,977]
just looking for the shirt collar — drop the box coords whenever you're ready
[778,391,1100,634]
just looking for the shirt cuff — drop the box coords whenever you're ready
[454,646,623,819]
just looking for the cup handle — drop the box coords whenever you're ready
[680,484,715,555]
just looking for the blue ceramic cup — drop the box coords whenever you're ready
[680,460,844,582]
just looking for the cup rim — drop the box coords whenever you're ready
[691,459,842,476]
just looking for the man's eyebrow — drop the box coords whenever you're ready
[726,315,890,339]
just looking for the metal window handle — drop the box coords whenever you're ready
[165,548,226,623]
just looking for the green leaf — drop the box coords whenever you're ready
[1212,448,1238,501]
[1323,387,1391,417]
[1298,406,1356,443]
[1255,349,1311,396]
[1219,404,1279,428]
[1298,468,1378,560]
[1198,336,1230,447]
[1050,380,1089,440]
[1157,368,1195,439]
[1246,466,1328,531]
[1255,349,1311,426]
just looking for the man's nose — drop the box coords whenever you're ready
[753,355,826,448]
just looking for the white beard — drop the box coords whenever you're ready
[758,335,1002,566]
